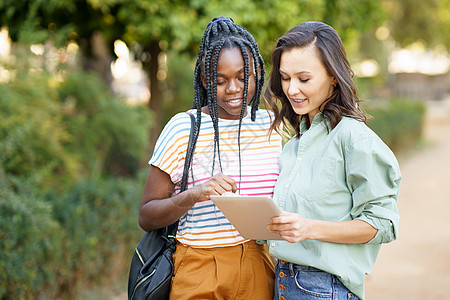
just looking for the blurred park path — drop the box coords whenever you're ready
[366,97,450,299]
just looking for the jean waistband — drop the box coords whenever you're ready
[277,260,322,272]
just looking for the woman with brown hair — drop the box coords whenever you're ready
[264,21,401,300]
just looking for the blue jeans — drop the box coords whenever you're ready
[273,260,360,300]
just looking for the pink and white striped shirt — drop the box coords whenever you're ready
[150,107,282,248]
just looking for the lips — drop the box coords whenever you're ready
[224,98,244,108]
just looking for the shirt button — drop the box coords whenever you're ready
[271,242,276,247]
[284,184,289,189]
[297,156,302,162]
[278,284,286,290]
[280,297,287,300]
[279,272,287,278]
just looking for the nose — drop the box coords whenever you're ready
[287,80,300,97]
[226,79,242,94]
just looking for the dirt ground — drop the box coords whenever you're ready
[365,98,450,300]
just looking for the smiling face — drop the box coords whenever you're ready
[279,45,336,121]
[202,47,256,120]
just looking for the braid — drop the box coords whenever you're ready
[209,42,225,174]
[235,40,251,192]
[193,63,203,109]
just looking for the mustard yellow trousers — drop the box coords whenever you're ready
[170,240,275,300]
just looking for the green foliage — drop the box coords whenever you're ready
[0,69,150,299]
[0,0,389,63]
[0,72,74,189]
[161,51,196,123]
[0,70,151,192]
[387,0,450,49]
[0,180,63,299]
[44,175,144,297]
[0,172,144,299]
[57,71,151,178]
[322,0,386,44]
[365,98,426,153]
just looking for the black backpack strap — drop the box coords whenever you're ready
[180,112,196,192]
[169,112,196,236]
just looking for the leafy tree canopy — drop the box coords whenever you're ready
[386,0,450,49]
[1,0,388,60]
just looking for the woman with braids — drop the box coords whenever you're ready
[264,22,401,299]
[138,17,282,299]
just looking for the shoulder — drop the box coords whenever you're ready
[169,111,194,126]
[335,117,379,142]
[337,117,397,162]
[155,111,193,148]
[161,111,193,134]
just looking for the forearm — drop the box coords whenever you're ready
[139,187,203,231]
[308,219,377,244]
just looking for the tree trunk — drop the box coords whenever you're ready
[143,40,163,156]
[78,31,113,85]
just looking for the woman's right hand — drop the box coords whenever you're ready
[139,167,237,231]
[189,173,238,202]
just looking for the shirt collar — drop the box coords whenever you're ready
[299,112,324,135]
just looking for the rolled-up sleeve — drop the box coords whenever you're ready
[345,136,401,244]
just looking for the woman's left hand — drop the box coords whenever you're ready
[268,211,312,243]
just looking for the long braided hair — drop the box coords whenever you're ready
[187,17,265,190]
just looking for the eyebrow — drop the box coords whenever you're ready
[279,70,311,75]
[217,67,252,77]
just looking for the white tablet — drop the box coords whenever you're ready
[209,195,283,240]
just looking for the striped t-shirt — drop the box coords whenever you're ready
[149,107,282,248]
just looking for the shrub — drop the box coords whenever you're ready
[0,72,74,190]
[0,69,150,299]
[0,178,63,299]
[0,70,151,193]
[57,71,151,178]
[364,98,426,153]
[0,169,145,299]
[44,175,144,297]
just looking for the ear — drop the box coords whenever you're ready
[332,78,337,87]
[200,73,207,89]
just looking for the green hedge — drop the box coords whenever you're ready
[0,181,63,299]
[364,98,426,153]
[0,175,144,299]
[0,70,149,299]
[0,70,151,192]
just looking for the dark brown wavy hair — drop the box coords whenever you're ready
[264,21,370,138]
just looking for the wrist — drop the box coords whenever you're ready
[306,219,320,241]
[186,187,203,204]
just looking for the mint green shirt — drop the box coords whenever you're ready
[268,114,401,299]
